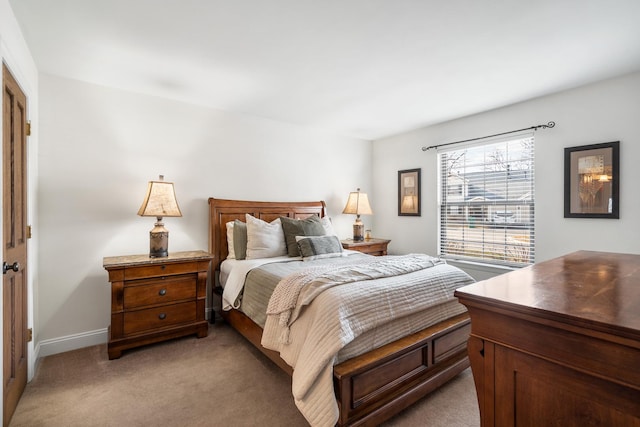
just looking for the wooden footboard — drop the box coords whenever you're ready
[220,304,470,426]
[333,313,470,426]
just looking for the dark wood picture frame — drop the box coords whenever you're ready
[398,168,421,216]
[564,141,619,218]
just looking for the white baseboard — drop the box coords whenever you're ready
[36,310,216,360]
[37,328,108,358]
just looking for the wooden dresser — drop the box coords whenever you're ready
[103,250,212,359]
[455,251,640,426]
[341,238,390,256]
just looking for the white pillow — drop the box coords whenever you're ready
[225,221,235,259]
[245,214,287,259]
[321,216,337,236]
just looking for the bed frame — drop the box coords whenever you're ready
[208,198,471,426]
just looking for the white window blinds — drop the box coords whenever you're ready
[438,135,535,266]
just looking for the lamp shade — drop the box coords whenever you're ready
[137,175,182,218]
[342,189,373,216]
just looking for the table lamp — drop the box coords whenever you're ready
[342,188,373,241]
[137,175,182,258]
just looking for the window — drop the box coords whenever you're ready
[438,135,535,266]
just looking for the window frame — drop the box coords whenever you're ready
[437,134,535,267]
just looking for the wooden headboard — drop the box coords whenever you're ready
[207,198,327,273]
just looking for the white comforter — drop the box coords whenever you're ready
[260,254,473,427]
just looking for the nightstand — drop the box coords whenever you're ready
[103,250,212,359]
[341,238,390,256]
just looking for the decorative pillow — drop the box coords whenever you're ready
[245,214,287,259]
[280,215,326,257]
[226,221,235,259]
[321,216,337,236]
[296,235,345,261]
[233,220,248,260]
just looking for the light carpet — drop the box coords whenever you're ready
[10,323,479,426]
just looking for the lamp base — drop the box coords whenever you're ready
[149,221,169,258]
[352,218,364,242]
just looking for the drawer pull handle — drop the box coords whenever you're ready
[159,289,167,296]
[158,313,167,320]
[161,265,166,270]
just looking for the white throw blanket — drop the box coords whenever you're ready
[261,254,473,427]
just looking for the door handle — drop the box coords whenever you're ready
[3,262,20,274]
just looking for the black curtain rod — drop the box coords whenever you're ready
[421,121,555,151]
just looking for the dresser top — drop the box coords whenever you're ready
[103,250,212,269]
[455,250,640,340]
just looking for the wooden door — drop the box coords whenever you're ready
[2,63,28,427]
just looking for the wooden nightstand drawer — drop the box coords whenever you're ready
[123,302,197,336]
[124,261,198,280]
[123,275,197,309]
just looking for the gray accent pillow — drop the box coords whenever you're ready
[280,215,326,257]
[233,219,248,260]
[296,235,344,261]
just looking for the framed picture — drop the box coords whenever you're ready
[398,168,421,216]
[564,141,619,218]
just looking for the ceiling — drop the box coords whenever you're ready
[9,0,640,140]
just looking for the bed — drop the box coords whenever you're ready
[208,198,474,427]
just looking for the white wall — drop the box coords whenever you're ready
[1,0,40,408]
[36,73,372,354]
[372,72,640,280]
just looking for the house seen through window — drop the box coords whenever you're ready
[438,135,535,266]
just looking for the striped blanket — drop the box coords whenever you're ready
[261,254,474,427]
[266,254,444,343]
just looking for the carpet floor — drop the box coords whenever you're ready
[10,322,479,426]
